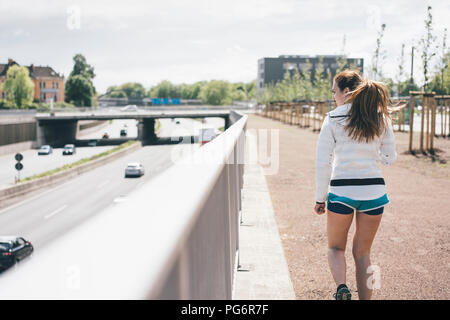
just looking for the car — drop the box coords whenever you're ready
[62,144,76,155]
[199,128,217,146]
[124,163,145,178]
[102,132,110,139]
[121,105,138,112]
[175,120,180,124]
[0,236,34,273]
[38,145,53,155]
[88,139,98,147]
[120,129,127,137]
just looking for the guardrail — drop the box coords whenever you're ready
[0,110,247,299]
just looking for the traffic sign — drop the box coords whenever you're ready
[15,153,23,162]
[15,162,23,171]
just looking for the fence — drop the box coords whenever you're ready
[0,110,247,299]
[257,94,450,155]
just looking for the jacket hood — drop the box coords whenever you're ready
[327,103,351,123]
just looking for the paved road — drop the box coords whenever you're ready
[0,117,224,188]
[0,117,224,251]
[0,143,190,251]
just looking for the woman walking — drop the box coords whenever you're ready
[314,70,397,300]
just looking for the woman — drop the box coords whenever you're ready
[314,70,397,300]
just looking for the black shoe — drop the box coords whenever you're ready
[333,284,352,300]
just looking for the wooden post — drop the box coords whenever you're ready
[409,95,416,153]
[425,95,429,151]
[447,98,450,137]
[430,95,436,152]
[420,95,425,153]
[440,97,444,137]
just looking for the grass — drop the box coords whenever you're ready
[20,140,139,183]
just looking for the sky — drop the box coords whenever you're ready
[1,0,449,94]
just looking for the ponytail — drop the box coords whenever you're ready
[345,79,391,143]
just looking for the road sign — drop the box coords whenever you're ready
[15,162,23,171]
[15,153,23,162]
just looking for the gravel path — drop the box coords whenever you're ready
[247,113,450,300]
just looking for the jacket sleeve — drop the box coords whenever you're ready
[378,117,397,166]
[315,115,336,203]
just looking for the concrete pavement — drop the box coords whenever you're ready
[233,162,296,300]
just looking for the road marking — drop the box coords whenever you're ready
[44,205,68,220]
[113,196,127,204]
[97,180,110,189]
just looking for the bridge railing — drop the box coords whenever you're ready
[0,110,247,299]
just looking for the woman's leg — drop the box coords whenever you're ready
[327,209,354,287]
[352,211,383,300]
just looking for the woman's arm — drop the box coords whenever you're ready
[315,115,336,203]
[378,117,397,166]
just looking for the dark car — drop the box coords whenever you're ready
[0,236,34,272]
[62,144,76,155]
[120,129,127,137]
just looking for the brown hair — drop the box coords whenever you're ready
[334,70,363,92]
[344,79,391,143]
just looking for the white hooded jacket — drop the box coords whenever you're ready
[315,103,397,203]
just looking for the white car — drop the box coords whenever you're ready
[124,163,145,178]
[121,105,138,112]
[38,145,53,155]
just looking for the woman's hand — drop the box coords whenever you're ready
[314,203,326,215]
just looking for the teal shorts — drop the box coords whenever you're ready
[327,192,390,215]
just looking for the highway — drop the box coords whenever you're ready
[0,116,224,253]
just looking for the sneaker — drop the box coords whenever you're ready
[333,284,352,300]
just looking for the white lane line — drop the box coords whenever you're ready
[113,196,127,204]
[44,205,68,220]
[97,180,110,189]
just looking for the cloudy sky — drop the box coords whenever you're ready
[1,0,449,93]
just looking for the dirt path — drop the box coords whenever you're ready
[246,113,450,300]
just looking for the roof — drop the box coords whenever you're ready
[0,60,63,79]
[0,236,18,242]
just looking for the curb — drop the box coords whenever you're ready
[0,141,142,205]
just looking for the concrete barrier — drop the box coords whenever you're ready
[0,141,142,205]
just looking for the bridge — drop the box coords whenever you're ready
[0,110,249,298]
[35,109,231,147]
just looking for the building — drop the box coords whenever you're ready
[257,55,364,92]
[0,58,65,103]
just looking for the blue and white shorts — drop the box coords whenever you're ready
[327,192,390,215]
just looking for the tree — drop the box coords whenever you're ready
[2,65,34,108]
[395,43,406,97]
[65,54,96,106]
[71,54,95,82]
[313,56,331,101]
[200,80,232,105]
[65,74,95,107]
[300,59,313,101]
[420,6,437,91]
[371,23,387,80]
[118,82,146,98]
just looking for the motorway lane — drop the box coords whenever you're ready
[80,119,138,139]
[0,143,190,250]
[0,117,225,249]
[0,145,116,188]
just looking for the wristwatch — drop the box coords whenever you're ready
[316,201,325,205]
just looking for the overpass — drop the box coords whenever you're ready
[35,109,231,147]
[0,110,247,299]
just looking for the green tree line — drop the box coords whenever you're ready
[104,79,257,105]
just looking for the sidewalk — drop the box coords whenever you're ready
[242,113,450,300]
[233,161,296,299]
